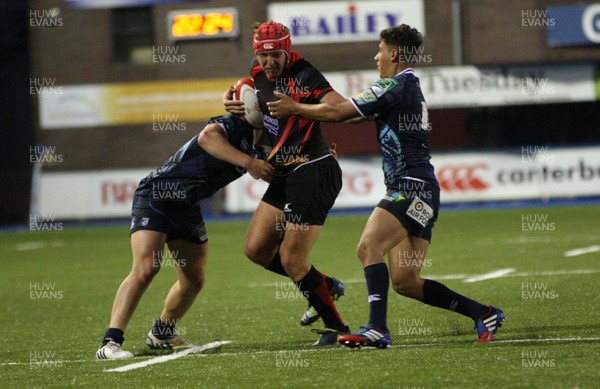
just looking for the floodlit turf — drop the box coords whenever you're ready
[1,204,599,388]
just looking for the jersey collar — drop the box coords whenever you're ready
[394,68,415,77]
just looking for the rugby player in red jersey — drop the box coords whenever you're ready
[224,21,350,345]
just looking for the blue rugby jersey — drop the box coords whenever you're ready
[139,114,259,203]
[350,69,438,189]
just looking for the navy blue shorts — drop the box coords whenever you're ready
[262,155,342,226]
[376,178,440,242]
[130,180,207,244]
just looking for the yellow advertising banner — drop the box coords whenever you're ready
[39,78,239,129]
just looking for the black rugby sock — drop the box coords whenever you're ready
[265,253,288,276]
[296,266,347,332]
[422,279,489,320]
[266,253,335,291]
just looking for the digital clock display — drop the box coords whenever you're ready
[167,8,239,41]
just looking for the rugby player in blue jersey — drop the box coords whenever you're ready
[268,24,505,348]
[96,114,273,360]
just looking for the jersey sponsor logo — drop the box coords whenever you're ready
[284,203,292,212]
[353,89,377,105]
[405,197,434,228]
[371,84,385,97]
[141,217,150,226]
[382,191,405,202]
[437,163,489,192]
[371,78,399,97]
[263,114,279,135]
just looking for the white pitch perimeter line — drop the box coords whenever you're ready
[463,268,516,283]
[564,245,600,257]
[104,341,231,373]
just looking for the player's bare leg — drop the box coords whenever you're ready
[147,239,207,349]
[279,224,348,340]
[244,202,346,334]
[159,240,207,322]
[278,224,321,282]
[389,234,504,342]
[387,236,429,301]
[357,207,408,267]
[109,230,166,330]
[97,230,165,359]
[355,207,408,336]
[244,201,282,266]
[345,207,504,347]
[339,208,406,348]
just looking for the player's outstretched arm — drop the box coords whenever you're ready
[198,124,273,180]
[268,91,360,123]
[320,91,367,124]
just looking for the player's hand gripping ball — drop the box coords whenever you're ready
[234,78,264,128]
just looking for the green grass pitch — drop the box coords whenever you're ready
[1,204,599,388]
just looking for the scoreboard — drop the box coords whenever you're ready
[167,8,239,41]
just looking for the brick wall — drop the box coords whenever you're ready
[29,0,600,171]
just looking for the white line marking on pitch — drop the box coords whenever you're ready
[15,240,64,251]
[463,268,516,283]
[250,274,469,287]
[564,245,600,257]
[250,267,600,288]
[189,337,600,357]
[3,337,600,367]
[104,341,230,373]
[508,269,600,277]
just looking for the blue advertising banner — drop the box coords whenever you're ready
[67,0,198,9]
[547,4,600,47]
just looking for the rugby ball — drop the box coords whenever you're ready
[234,78,264,128]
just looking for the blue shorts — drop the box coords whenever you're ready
[376,178,440,242]
[130,179,207,244]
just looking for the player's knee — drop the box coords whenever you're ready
[355,240,367,262]
[356,239,378,263]
[278,247,296,268]
[134,265,160,286]
[243,242,267,264]
[184,275,205,295]
[392,282,409,296]
[392,275,420,297]
[278,248,308,280]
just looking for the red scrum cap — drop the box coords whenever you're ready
[253,21,291,56]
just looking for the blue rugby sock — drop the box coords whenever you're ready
[102,328,124,346]
[364,263,390,331]
[422,279,489,320]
